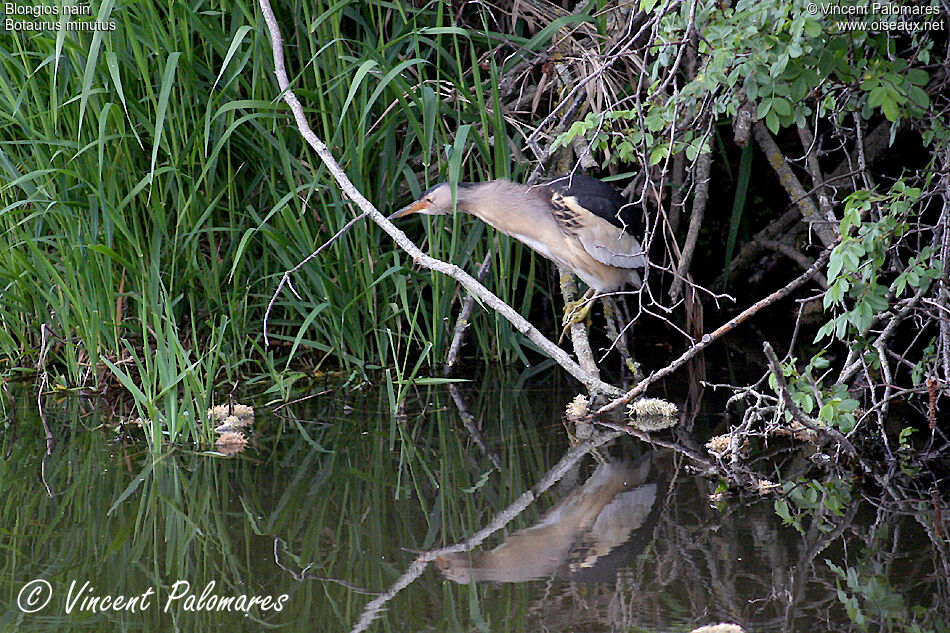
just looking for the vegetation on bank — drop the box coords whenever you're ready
[0,0,547,442]
[1,0,947,468]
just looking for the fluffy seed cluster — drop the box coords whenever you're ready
[565,394,589,422]
[208,403,254,433]
[706,435,731,457]
[706,434,751,458]
[627,398,678,431]
[215,431,248,451]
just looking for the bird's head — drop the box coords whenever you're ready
[389,182,462,219]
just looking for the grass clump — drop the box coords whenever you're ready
[0,1,562,447]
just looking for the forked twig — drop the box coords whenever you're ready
[263,211,368,346]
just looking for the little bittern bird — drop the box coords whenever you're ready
[391,174,645,322]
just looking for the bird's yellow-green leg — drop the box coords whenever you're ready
[562,287,599,326]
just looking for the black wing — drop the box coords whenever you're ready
[542,173,640,234]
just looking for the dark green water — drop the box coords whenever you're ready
[1,376,947,632]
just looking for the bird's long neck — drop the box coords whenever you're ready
[454,180,540,222]
[453,179,568,267]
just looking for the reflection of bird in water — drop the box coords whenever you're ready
[435,456,658,584]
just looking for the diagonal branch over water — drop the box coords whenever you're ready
[595,246,833,417]
[256,0,618,397]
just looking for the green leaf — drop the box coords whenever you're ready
[150,52,182,184]
[107,461,155,516]
[338,59,379,127]
[804,19,822,37]
[461,469,493,493]
[801,393,814,414]
[848,300,874,332]
[775,498,793,524]
[212,25,253,93]
[907,85,930,109]
[867,86,887,108]
[881,97,900,122]
[906,68,929,85]
[843,246,861,271]
[685,141,700,161]
[827,252,844,281]
[894,272,908,296]
[771,97,792,117]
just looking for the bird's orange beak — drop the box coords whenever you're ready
[388,199,432,220]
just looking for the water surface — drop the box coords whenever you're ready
[1,376,946,632]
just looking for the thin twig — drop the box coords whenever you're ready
[264,211,368,346]
[443,251,492,375]
[595,247,832,416]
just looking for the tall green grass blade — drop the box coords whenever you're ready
[77,0,116,138]
[724,142,753,276]
[149,51,181,185]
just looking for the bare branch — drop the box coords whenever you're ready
[443,251,491,376]
[670,142,712,300]
[754,123,838,247]
[559,265,602,380]
[797,123,835,222]
[257,0,620,396]
[755,238,829,288]
[595,247,832,416]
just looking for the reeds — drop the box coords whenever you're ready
[0,0,554,446]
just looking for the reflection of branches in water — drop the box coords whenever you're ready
[510,451,949,633]
[347,429,623,633]
[447,384,503,472]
